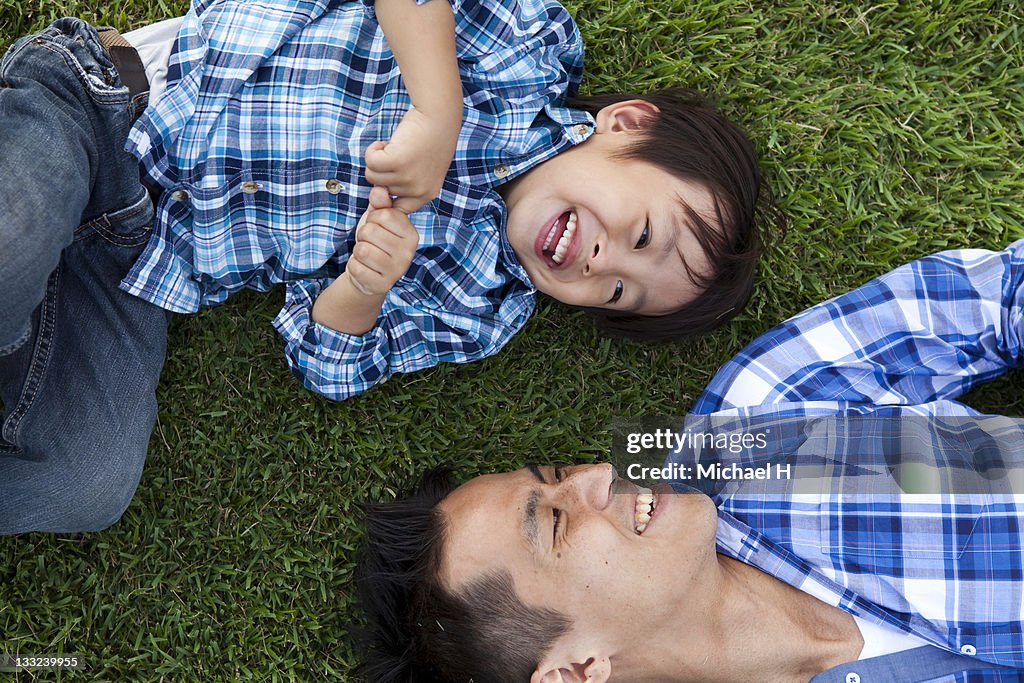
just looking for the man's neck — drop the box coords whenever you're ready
[613,554,863,683]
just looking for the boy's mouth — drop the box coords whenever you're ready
[535,209,579,269]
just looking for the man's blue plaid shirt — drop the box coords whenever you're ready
[683,241,1024,682]
[122,0,592,400]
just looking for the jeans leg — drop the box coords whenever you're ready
[0,22,107,354]
[0,18,169,534]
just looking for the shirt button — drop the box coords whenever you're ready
[325,179,344,194]
[170,189,189,202]
[845,674,861,683]
[572,123,589,136]
[493,164,510,179]
[241,181,261,194]
[960,644,976,655]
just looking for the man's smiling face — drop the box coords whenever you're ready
[500,101,720,316]
[436,463,719,674]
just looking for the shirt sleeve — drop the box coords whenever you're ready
[694,240,1024,413]
[363,0,583,105]
[365,0,582,63]
[272,277,533,401]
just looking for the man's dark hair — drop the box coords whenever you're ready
[568,87,770,341]
[354,468,572,683]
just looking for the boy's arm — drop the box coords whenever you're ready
[366,0,463,214]
[313,189,418,335]
[312,277,386,337]
[694,241,1024,414]
[274,276,536,402]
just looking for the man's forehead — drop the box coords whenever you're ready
[439,468,540,541]
[437,469,533,585]
[441,468,528,510]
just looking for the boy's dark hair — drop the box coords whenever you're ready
[568,87,768,341]
[354,468,572,683]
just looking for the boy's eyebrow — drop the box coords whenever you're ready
[632,289,649,313]
[676,217,693,262]
[627,217,680,312]
[673,196,704,283]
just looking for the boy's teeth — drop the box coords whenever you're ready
[542,224,557,251]
[550,211,577,264]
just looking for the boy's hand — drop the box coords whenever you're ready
[312,187,418,335]
[364,106,460,215]
[346,187,420,296]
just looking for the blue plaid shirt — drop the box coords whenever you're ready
[684,241,1024,682]
[122,0,592,400]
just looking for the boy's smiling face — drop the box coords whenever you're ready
[499,100,719,316]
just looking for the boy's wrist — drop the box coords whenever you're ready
[312,274,388,336]
[418,103,463,153]
[414,95,463,130]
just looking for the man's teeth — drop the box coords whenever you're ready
[542,211,577,264]
[634,487,657,534]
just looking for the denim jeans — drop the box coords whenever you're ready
[0,18,171,533]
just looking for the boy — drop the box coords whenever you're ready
[125,0,762,400]
[0,0,761,532]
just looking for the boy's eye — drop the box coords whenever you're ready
[635,220,651,249]
[607,280,623,305]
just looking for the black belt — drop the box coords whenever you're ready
[97,28,149,102]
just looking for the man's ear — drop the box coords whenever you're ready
[593,99,660,134]
[531,654,612,683]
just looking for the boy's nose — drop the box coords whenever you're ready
[583,238,608,276]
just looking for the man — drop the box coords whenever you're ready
[356,240,1024,682]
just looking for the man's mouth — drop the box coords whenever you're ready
[536,210,578,267]
[633,487,657,535]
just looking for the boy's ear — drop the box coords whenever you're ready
[593,99,660,134]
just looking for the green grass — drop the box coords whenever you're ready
[2,0,1024,679]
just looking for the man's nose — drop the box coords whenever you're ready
[560,463,615,509]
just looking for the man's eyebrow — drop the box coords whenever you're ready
[524,490,539,548]
[523,463,546,548]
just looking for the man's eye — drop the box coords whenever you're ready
[635,220,651,249]
[607,280,623,304]
[552,466,564,543]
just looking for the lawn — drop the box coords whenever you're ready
[1,0,1023,680]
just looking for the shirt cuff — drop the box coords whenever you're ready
[357,0,461,24]
[273,278,386,363]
